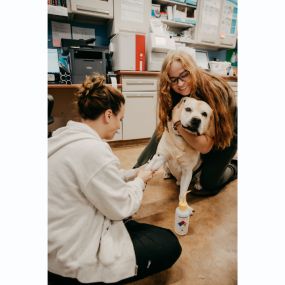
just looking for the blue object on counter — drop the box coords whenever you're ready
[185,0,197,5]
[174,18,196,25]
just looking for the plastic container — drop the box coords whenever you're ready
[174,191,192,235]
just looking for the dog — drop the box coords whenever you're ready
[147,97,214,208]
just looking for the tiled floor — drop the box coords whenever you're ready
[112,141,237,285]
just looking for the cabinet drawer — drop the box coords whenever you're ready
[122,77,158,92]
[69,0,113,19]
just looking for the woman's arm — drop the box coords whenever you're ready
[175,123,214,154]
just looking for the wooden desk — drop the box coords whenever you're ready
[48,84,122,133]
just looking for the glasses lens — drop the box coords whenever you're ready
[180,70,190,79]
[170,78,178,84]
[169,70,189,84]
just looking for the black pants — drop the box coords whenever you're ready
[133,129,237,193]
[48,221,181,285]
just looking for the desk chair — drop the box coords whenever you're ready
[48,94,54,138]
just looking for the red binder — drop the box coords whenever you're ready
[135,34,146,71]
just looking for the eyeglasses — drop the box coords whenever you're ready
[169,70,190,85]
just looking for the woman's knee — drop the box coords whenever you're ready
[199,164,235,191]
[159,228,182,266]
[200,177,220,191]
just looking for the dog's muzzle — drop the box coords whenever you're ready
[182,117,201,135]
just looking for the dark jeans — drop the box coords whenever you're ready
[133,129,237,193]
[48,221,181,285]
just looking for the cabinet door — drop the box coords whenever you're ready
[110,0,151,35]
[195,0,223,45]
[123,91,157,140]
[218,0,237,48]
[69,0,113,19]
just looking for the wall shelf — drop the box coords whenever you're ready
[153,0,196,9]
[161,19,194,28]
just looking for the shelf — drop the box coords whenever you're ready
[48,5,68,17]
[153,0,196,9]
[174,38,197,44]
[48,83,122,94]
[161,19,194,28]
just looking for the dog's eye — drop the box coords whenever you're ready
[185,107,192,112]
[201,112,207,117]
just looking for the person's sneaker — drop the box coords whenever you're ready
[228,159,238,182]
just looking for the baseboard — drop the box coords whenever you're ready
[109,138,150,148]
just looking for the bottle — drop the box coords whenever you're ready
[174,191,192,235]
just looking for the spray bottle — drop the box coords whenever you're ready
[174,191,193,235]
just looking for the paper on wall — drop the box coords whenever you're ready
[51,21,72,47]
[72,26,96,42]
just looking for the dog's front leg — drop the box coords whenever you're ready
[179,169,194,214]
[179,169,193,199]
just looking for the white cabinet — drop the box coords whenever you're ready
[68,0,114,19]
[194,0,237,48]
[195,0,222,45]
[218,0,237,47]
[109,0,152,35]
[153,0,237,49]
[121,75,158,140]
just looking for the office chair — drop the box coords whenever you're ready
[48,94,54,138]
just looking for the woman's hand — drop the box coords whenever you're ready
[137,168,155,184]
[172,101,184,123]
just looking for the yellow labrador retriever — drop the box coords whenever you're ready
[147,97,214,208]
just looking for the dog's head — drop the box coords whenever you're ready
[179,97,213,136]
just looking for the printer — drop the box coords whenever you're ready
[61,38,109,84]
[69,47,109,83]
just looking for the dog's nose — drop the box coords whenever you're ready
[191,117,201,128]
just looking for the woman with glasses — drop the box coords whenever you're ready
[134,50,237,196]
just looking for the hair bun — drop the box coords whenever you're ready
[75,73,107,100]
[83,73,106,92]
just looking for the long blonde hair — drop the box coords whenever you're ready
[158,50,236,150]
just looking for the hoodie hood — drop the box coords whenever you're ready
[48,121,102,158]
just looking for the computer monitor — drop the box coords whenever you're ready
[195,50,210,70]
[48,48,60,74]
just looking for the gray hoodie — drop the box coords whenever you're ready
[48,121,144,283]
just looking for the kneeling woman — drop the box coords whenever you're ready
[134,50,237,196]
[48,74,181,284]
